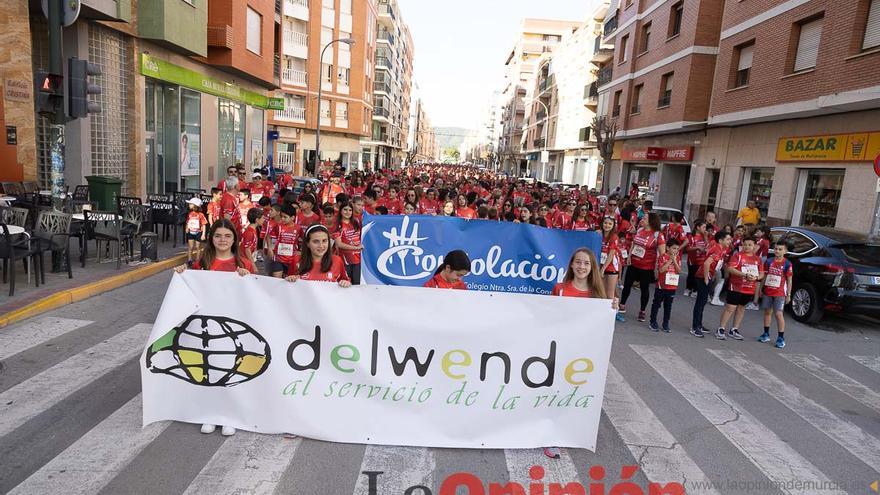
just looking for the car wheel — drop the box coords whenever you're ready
[790,283,823,324]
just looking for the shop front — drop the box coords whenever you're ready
[620,145,693,210]
[139,54,283,195]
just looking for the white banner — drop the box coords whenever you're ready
[141,271,616,450]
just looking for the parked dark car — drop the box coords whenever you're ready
[769,227,880,323]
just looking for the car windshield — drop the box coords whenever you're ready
[653,210,677,223]
[834,244,880,266]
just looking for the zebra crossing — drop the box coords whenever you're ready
[0,315,878,494]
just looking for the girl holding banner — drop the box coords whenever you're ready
[286,224,351,286]
[423,250,470,289]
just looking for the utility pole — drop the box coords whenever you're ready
[47,0,66,194]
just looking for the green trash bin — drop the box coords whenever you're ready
[84,175,123,211]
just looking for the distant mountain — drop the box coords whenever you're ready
[434,127,471,151]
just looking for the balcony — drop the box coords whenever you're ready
[283,29,308,59]
[603,12,619,37]
[373,81,392,94]
[533,138,546,149]
[597,66,613,87]
[275,106,306,123]
[375,56,393,71]
[276,151,297,169]
[374,107,390,120]
[583,82,598,108]
[283,0,309,21]
[378,2,396,21]
[590,37,614,64]
[282,68,307,87]
[378,30,395,45]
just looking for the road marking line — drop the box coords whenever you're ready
[352,446,435,495]
[603,364,720,494]
[504,448,580,492]
[0,323,152,438]
[7,394,169,495]
[849,355,880,375]
[631,345,846,495]
[183,432,301,495]
[782,354,880,413]
[0,317,92,360]
[712,350,880,472]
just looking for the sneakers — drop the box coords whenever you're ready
[728,328,744,340]
[690,328,705,338]
[757,332,771,343]
[683,289,692,297]
[618,304,627,315]
[637,310,646,322]
[690,291,698,298]
[715,328,727,340]
[649,322,660,332]
[615,313,626,322]
[543,447,561,459]
[221,426,237,436]
[662,327,671,333]
[745,302,760,311]
[200,424,217,434]
[775,337,786,349]
[710,298,724,306]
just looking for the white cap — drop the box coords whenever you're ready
[252,172,263,179]
[186,197,203,207]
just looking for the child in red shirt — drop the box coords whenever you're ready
[552,248,608,299]
[184,198,208,267]
[717,236,764,341]
[649,239,682,332]
[333,202,363,284]
[758,240,794,348]
[207,188,222,226]
[691,231,733,338]
[240,207,264,266]
[271,205,303,278]
[286,224,351,286]
[296,194,320,227]
[424,250,470,289]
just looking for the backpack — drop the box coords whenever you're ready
[764,258,791,276]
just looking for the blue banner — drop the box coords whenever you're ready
[361,215,602,295]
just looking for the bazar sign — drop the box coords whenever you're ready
[621,146,693,161]
[141,271,615,450]
[776,131,880,162]
[139,54,284,110]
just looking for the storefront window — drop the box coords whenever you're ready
[801,170,844,228]
[180,89,201,191]
[218,99,246,174]
[743,169,773,220]
[250,108,264,171]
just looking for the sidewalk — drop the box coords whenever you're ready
[0,237,186,322]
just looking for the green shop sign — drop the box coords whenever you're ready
[140,54,284,110]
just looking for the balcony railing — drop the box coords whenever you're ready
[539,79,550,92]
[373,81,392,93]
[282,68,307,86]
[287,0,308,7]
[630,103,641,115]
[274,54,281,81]
[378,2,396,19]
[275,107,306,122]
[276,151,296,168]
[375,56,392,70]
[283,29,308,47]
[612,105,620,117]
[374,107,390,118]
[275,0,282,15]
[658,91,672,108]
[377,30,395,45]
[584,82,599,99]
[597,66,613,86]
[533,138,546,148]
[603,13,619,37]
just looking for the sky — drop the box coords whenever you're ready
[398,0,593,131]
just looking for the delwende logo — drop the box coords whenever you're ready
[145,315,271,387]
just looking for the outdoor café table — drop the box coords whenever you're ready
[0,195,17,207]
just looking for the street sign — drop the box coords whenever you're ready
[41,0,80,27]
[874,153,880,178]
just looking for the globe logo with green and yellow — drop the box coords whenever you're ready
[145,315,271,386]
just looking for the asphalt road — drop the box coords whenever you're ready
[0,271,878,495]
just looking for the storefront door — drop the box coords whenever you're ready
[740,168,774,220]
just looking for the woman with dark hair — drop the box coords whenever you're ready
[404,188,420,212]
[286,224,351,286]
[517,206,534,224]
[424,250,470,289]
[175,219,255,276]
[333,202,362,284]
[620,212,667,322]
[456,193,476,219]
[571,204,594,231]
[598,216,622,310]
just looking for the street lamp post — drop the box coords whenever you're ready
[525,98,551,179]
[315,37,355,176]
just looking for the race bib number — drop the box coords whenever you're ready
[620,249,628,259]
[600,252,608,265]
[277,243,294,256]
[665,273,680,286]
[765,274,782,288]
[251,193,263,203]
[631,245,646,259]
[743,264,759,277]
[187,219,201,232]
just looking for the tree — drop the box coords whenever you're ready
[591,115,619,194]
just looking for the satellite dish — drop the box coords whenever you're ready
[41,0,81,28]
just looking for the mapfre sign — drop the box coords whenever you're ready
[621,146,693,162]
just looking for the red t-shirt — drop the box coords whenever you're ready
[572,219,593,232]
[193,256,255,274]
[378,198,404,215]
[289,254,350,282]
[274,223,303,265]
[207,201,221,225]
[220,192,241,230]
[456,207,476,219]
[727,252,764,295]
[553,212,573,230]
[687,232,709,266]
[630,229,666,270]
[756,238,770,259]
[240,226,258,254]
[333,221,361,265]
[552,282,592,298]
[601,233,620,273]
[664,223,686,244]
[419,199,439,215]
[297,210,320,228]
[696,244,725,279]
[762,258,793,297]
[423,273,467,290]
[264,218,280,244]
[656,253,682,290]
[185,211,207,235]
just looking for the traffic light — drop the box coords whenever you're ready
[68,57,102,119]
[35,70,65,121]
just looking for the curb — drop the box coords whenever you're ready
[0,253,188,329]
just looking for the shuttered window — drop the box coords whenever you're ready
[793,17,823,72]
[738,44,754,70]
[246,7,261,55]
[864,0,880,50]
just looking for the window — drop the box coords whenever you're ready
[639,22,652,53]
[322,63,333,83]
[340,0,352,14]
[246,7,262,55]
[658,72,673,107]
[793,16,823,72]
[612,90,622,116]
[337,67,350,85]
[320,99,331,118]
[734,42,754,87]
[322,0,333,6]
[864,0,880,50]
[785,232,817,255]
[798,169,844,228]
[631,84,643,114]
[741,169,773,220]
[336,102,348,120]
[619,34,629,62]
[340,31,352,51]
[668,2,683,38]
